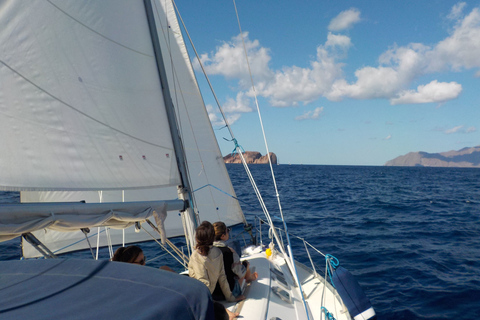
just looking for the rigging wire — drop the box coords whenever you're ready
[232,1,311,318]
[172,0,284,256]
[171,0,251,227]
[170,0,300,281]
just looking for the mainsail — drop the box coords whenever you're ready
[0,0,244,258]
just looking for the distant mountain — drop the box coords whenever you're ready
[223,151,277,164]
[385,146,480,167]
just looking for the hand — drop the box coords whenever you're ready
[235,295,246,302]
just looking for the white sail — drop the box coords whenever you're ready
[0,0,180,191]
[153,0,245,227]
[0,0,244,258]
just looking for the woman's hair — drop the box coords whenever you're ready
[213,221,227,241]
[111,245,143,263]
[195,221,215,256]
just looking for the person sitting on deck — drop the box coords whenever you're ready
[188,221,245,319]
[111,245,146,265]
[111,245,175,272]
[212,221,258,300]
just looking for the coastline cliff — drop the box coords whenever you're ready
[385,146,480,167]
[223,151,277,164]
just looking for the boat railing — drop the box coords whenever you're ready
[230,216,351,319]
[231,216,331,285]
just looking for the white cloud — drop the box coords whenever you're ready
[445,125,464,134]
[220,92,252,126]
[206,104,242,127]
[258,47,345,106]
[427,7,480,72]
[206,104,225,127]
[325,32,352,49]
[222,92,254,113]
[384,134,392,140]
[438,125,477,134]
[326,5,480,103]
[224,114,241,126]
[198,4,480,110]
[328,8,361,31]
[196,32,272,86]
[326,44,430,101]
[195,32,342,107]
[390,80,462,105]
[448,2,467,20]
[295,107,324,120]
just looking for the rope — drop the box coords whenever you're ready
[321,307,337,320]
[325,254,339,287]
[145,219,190,265]
[227,138,245,156]
[141,224,188,268]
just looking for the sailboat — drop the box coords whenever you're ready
[0,1,375,319]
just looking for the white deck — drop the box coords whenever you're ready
[220,247,352,320]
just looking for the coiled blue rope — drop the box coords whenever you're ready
[229,138,244,155]
[325,254,339,288]
[321,307,337,320]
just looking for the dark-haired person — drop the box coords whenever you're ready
[188,221,244,319]
[212,221,258,300]
[111,245,145,265]
[112,245,175,272]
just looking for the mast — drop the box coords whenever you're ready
[143,0,197,253]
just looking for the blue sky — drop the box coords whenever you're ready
[176,1,480,165]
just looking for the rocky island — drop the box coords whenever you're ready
[223,151,277,164]
[385,146,480,167]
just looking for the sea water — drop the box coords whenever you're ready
[1,165,479,319]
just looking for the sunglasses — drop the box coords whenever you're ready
[134,257,146,265]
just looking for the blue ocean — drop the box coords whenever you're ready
[1,165,480,319]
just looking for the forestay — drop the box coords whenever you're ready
[0,0,244,257]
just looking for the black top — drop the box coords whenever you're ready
[212,246,236,300]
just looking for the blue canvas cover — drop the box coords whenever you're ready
[0,259,214,320]
[332,266,376,320]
